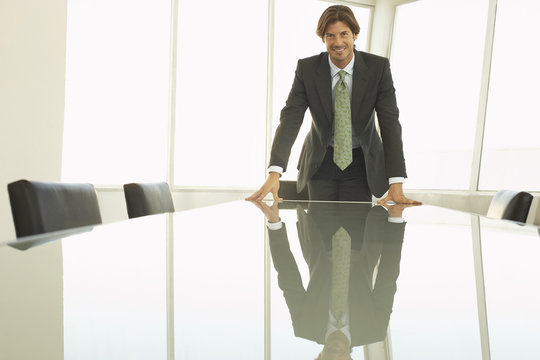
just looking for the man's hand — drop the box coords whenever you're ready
[245,172,283,202]
[377,183,422,205]
[248,200,280,223]
[380,203,417,218]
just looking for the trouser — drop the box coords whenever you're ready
[307,146,371,202]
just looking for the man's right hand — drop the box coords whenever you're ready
[248,200,280,223]
[245,172,283,202]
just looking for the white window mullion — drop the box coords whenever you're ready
[167,0,179,187]
[469,0,498,192]
[265,0,276,182]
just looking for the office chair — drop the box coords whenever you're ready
[8,179,102,237]
[123,182,175,219]
[278,180,309,200]
[487,189,533,223]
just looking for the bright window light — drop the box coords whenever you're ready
[391,0,489,190]
[479,0,540,191]
[62,0,171,184]
[173,0,268,187]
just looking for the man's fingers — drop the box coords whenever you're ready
[245,190,260,201]
[257,189,269,201]
[377,195,390,204]
[272,190,283,202]
[400,196,420,205]
[395,196,422,205]
[246,188,266,201]
[256,186,272,201]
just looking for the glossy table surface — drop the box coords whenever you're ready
[1,200,539,360]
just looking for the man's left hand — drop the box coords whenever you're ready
[377,183,422,205]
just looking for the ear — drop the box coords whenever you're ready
[353,33,358,41]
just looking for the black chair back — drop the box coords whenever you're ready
[8,179,102,237]
[487,190,533,223]
[123,182,175,219]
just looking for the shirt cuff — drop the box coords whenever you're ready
[389,177,405,185]
[268,166,283,175]
[266,220,283,230]
[388,217,405,224]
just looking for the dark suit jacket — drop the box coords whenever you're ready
[268,204,404,346]
[269,50,407,197]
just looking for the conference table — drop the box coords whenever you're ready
[1,199,539,360]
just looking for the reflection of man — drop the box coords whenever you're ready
[247,5,419,205]
[253,202,405,359]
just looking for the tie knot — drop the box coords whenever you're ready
[338,70,347,81]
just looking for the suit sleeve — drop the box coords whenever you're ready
[268,224,306,323]
[269,60,309,172]
[371,221,405,324]
[375,59,407,178]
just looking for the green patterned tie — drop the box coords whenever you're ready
[333,70,353,170]
[331,226,351,327]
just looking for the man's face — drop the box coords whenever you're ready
[321,330,352,360]
[322,21,357,69]
[321,348,352,360]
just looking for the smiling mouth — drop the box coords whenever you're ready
[332,47,346,54]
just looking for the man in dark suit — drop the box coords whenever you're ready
[252,201,405,359]
[247,5,419,204]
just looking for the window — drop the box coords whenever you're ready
[479,0,540,191]
[62,0,171,184]
[173,0,268,187]
[391,0,489,189]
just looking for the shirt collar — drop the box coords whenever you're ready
[329,54,355,78]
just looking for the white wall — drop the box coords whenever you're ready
[0,0,67,359]
[0,0,67,241]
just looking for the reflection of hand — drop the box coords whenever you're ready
[245,172,283,202]
[248,200,280,223]
[381,202,417,218]
[377,183,422,205]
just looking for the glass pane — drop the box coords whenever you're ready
[391,0,489,189]
[479,0,540,191]
[173,0,268,187]
[174,203,264,358]
[273,0,371,181]
[62,0,171,184]
[480,219,540,359]
[390,220,481,359]
[63,216,167,358]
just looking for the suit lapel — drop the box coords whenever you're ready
[351,50,369,123]
[315,53,333,123]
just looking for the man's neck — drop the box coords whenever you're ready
[329,53,355,72]
[330,58,353,69]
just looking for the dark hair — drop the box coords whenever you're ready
[316,5,360,39]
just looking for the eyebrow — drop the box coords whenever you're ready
[325,31,350,36]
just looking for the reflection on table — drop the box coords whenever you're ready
[0,200,539,359]
[267,203,404,360]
